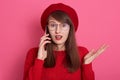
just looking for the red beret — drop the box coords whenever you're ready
[41,3,78,32]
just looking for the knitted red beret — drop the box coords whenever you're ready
[41,3,78,32]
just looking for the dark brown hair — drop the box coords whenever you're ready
[44,10,80,72]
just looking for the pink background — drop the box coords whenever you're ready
[0,0,120,80]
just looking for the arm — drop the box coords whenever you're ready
[81,63,95,80]
[79,47,95,80]
[23,48,44,80]
[23,30,52,80]
[81,44,108,80]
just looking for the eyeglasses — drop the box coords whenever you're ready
[48,23,70,31]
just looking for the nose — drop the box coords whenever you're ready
[55,26,61,34]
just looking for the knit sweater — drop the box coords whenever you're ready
[23,46,95,80]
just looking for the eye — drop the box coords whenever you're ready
[62,23,69,27]
[51,24,55,26]
[50,24,56,27]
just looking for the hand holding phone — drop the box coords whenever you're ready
[37,27,51,60]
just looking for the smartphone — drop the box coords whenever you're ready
[45,26,49,34]
[45,26,51,50]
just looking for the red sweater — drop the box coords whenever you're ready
[23,46,95,80]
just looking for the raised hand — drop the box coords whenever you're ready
[84,44,109,64]
[37,29,51,60]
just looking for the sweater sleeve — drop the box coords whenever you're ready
[82,63,95,80]
[79,46,95,80]
[23,48,44,80]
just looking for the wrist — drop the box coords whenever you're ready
[37,56,45,60]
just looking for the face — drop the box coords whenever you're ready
[47,16,70,45]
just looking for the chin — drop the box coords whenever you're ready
[53,40,65,45]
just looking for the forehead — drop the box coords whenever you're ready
[48,16,61,24]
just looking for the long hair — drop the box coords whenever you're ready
[43,10,80,72]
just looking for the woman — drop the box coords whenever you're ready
[23,3,108,80]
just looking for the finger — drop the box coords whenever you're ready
[40,40,51,48]
[100,44,109,50]
[41,36,51,41]
[87,49,104,61]
[84,44,109,64]
[84,49,95,59]
[93,44,109,59]
[84,52,96,64]
[97,44,109,54]
[40,37,51,44]
[41,34,49,40]
[102,44,109,50]
[40,37,51,46]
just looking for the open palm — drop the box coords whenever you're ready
[84,44,109,64]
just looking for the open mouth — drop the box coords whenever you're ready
[55,35,63,40]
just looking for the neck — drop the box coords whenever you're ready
[53,44,65,51]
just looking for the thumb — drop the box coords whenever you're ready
[84,49,95,59]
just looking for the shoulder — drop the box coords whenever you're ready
[24,47,39,67]
[26,47,39,59]
[27,47,39,53]
[77,46,89,59]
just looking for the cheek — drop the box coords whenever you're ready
[48,31,55,38]
[65,29,70,35]
[63,31,69,39]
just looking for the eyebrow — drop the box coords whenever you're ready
[48,20,56,23]
[48,20,67,24]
